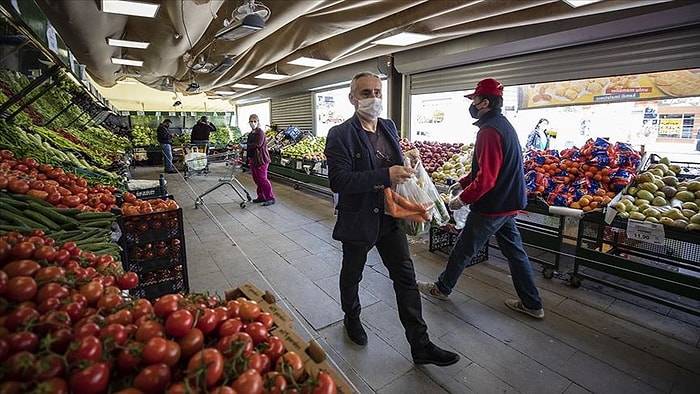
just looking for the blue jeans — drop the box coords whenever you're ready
[436,211,542,310]
[161,143,174,171]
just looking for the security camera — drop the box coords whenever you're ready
[173,100,182,106]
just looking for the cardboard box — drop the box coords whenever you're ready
[225,283,293,329]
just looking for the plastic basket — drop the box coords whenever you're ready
[127,179,167,199]
[117,208,183,246]
[429,226,488,265]
[122,235,186,275]
[130,264,188,300]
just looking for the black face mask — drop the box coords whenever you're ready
[469,99,485,119]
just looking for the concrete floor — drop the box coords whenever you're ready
[130,161,700,394]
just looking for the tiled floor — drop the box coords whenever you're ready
[131,161,700,394]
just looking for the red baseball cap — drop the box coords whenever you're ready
[465,78,504,99]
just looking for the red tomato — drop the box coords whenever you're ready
[216,332,253,357]
[208,386,236,394]
[276,351,305,382]
[244,350,272,374]
[263,371,287,394]
[36,354,66,380]
[34,266,66,283]
[135,320,165,342]
[105,309,133,326]
[96,293,123,313]
[231,369,264,394]
[5,276,37,302]
[5,306,39,331]
[256,312,275,329]
[67,335,102,363]
[195,308,219,334]
[69,362,110,394]
[133,363,172,393]
[245,321,269,344]
[225,300,241,318]
[117,342,144,373]
[4,351,36,380]
[3,259,41,277]
[217,317,243,337]
[187,348,224,388]
[153,293,183,318]
[163,340,181,367]
[177,327,204,359]
[0,270,7,295]
[33,377,68,394]
[6,331,39,353]
[117,272,139,290]
[79,280,104,305]
[143,336,169,364]
[99,323,127,351]
[311,370,338,394]
[37,296,62,314]
[238,299,262,321]
[10,242,35,260]
[35,283,70,305]
[165,309,194,337]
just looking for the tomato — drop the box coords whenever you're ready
[195,308,219,334]
[69,362,110,394]
[6,331,39,353]
[61,195,81,208]
[60,302,85,322]
[256,312,275,329]
[153,293,183,318]
[32,377,69,394]
[122,192,138,203]
[48,327,72,353]
[310,370,337,394]
[231,369,264,394]
[117,272,139,290]
[3,259,41,277]
[99,323,127,351]
[35,282,70,305]
[79,280,104,305]
[208,386,236,394]
[177,327,204,359]
[245,321,269,344]
[213,306,229,324]
[163,340,181,367]
[238,299,262,321]
[263,371,287,394]
[36,310,71,334]
[5,351,37,380]
[52,249,71,265]
[61,242,80,256]
[216,332,253,357]
[133,363,171,393]
[113,389,144,394]
[276,351,305,382]
[5,276,37,302]
[117,341,144,373]
[96,293,123,313]
[143,336,169,364]
[5,306,39,331]
[36,354,66,380]
[165,382,198,394]
[131,299,154,320]
[217,317,243,337]
[34,266,66,283]
[10,242,35,260]
[7,179,29,194]
[244,350,271,374]
[135,320,165,342]
[0,270,7,295]
[225,300,241,318]
[67,335,103,363]
[165,309,194,337]
[187,348,224,388]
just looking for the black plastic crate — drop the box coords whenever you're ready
[122,236,186,275]
[130,264,189,300]
[118,208,183,246]
[429,226,488,265]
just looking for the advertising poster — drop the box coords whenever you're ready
[519,69,700,109]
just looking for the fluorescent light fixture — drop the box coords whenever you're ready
[231,83,258,89]
[107,38,150,49]
[562,0,603,7]
[372,32,433,46]
[111,58,144,67]
[214,91,236,95]
[101,0,160,18]
[116,80,138,85]
[115,72,141,77]
[255,73,287,80]
[288,57,330,68]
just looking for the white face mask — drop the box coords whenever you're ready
[356,97,383,119]
[249,121,258,128]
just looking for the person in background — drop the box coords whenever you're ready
[246,114,275,206]
[525,118,550,151]
[417,78,544,320]
[157,119,176,173]
[324,71,459,366]
[191,116,216,172]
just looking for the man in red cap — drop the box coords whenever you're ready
[418,78,544,319]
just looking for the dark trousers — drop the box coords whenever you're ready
[340,215,429,348]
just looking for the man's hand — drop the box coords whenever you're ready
[448,196,464,211]
[389,165,414,185]
[448,182,462,196]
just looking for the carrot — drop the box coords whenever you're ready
[383,188,432,221]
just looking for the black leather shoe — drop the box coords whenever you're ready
[412,342,459,366]
[252,198,265,203]
[343,317,368,346]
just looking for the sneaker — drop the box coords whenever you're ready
[417,281,448,300]
[343,317,367,346]
[504,299,544,319]
[412,342,460,366]
[261,199,276,206]
[166,170,177,174]
[252,198,265,203]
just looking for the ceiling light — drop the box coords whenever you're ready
[231,83,258,89]
[255,73,287,80]
[114,71,141,77]
[101,0,160,18]
[116,79,138,85]
[107,38,150,49]
[562,0,603,7]
[214,91,236,95]
[287,57,330,68]
[215,13,265,41]
[372,32,433,46]
[111,58,143,67]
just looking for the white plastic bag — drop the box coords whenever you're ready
[453,205,470,229]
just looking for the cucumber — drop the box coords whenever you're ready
[0,200,25,216]
[21,210,62,231]
[27,202,80,225]
[53,208,83,216]
[0,196,29,209]
[79,220,113,229]
[10,193,53,207]
[1,210,47,230]
[0,224,34,233]
[75,212,115,221]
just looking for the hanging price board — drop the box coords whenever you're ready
[626,219,665,245]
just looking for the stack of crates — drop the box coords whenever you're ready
[117,208,188,300]
[429,226,488,265]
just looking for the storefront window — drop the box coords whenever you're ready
[314,79,388,137]
[409,69,700,161]
[236,101,271,131]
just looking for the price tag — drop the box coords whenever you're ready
[46,24,58,54]
[296,160,302,170]
[626,219,665,245]
[137,111,145,116]
[155,112,161,116]
[169,112,176,116]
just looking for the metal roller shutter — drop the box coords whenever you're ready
[270,94,313,134]
[410,26,700,95]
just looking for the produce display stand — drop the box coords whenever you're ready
[572,211,700,315]
[513,199,569,278]
[268,163,332,197]
[117,207,189,300]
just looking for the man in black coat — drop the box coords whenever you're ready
[323,72,459,367]
[157,119,176,173]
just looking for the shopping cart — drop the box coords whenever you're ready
[194,145,252,208]
[183,144,210,180]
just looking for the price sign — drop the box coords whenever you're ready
[626,219,665,245]
[155,112,161,116]
[46,24,58,54]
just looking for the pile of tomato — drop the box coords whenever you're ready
[0,230,339,394]
[0,150,118,212]
[120,192,180,216]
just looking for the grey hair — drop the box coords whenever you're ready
[350,72,380,94]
